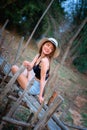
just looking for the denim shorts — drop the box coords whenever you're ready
[28,79,40,95]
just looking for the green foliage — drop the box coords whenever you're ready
[81,113,87,127]
[73,24,87,73]
[50,1,64,19]
[0,0,47,37]
[73,56,87,73]
[0,0,64,38]
[65,111,73,123]
[14,107,30,121]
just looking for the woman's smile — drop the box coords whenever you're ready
[42,42,55,55]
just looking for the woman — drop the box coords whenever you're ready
[11,37,60,103]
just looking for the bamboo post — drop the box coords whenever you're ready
[47,90,58,106]
[2,117,30,127]
[1,19,9,32]
[0,37,24,85]
[60,17,87,65]
[8,36,15,46]
[0,19,9,45]
[14,36,24,64]
[31,101,44,125]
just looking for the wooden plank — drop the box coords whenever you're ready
[2,116,30,127]
[24,94,68,130]
[48,118,61,130]
[22,95,38,112]
[22,94,64,130]
[23,94,45,117]
[52,114,69,130]
[8,95,17,101]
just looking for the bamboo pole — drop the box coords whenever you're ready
[0,19,9,35]
[14,36,24,64]
[2,117,30,127]
[0,19,9,45]
[31,101,44,125]
[0,37,24,85]
[60,17,87,65]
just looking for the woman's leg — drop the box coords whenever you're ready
[22,67,35,82]
[11,65,28,89]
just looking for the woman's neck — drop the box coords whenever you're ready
[40,52,45,58]
[40,53,51,62]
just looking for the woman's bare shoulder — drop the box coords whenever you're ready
[42,57,49,61]
[41,57,49,66]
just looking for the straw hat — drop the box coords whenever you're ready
[37,37,60,58]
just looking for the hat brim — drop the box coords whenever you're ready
[37,38,60,58]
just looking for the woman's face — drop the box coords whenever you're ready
[42,42,55,55]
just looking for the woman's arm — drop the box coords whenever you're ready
[23,54,39,70]
[39,58,49,103]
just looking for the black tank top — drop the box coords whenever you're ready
[33,61,49,80]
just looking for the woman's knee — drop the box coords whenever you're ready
[11,65,19,74]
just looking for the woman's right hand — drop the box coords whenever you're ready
[23,61,32,70]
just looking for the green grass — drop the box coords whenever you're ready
[64,111,73,124]
[14,106,30,121]
[81,113,87,127]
